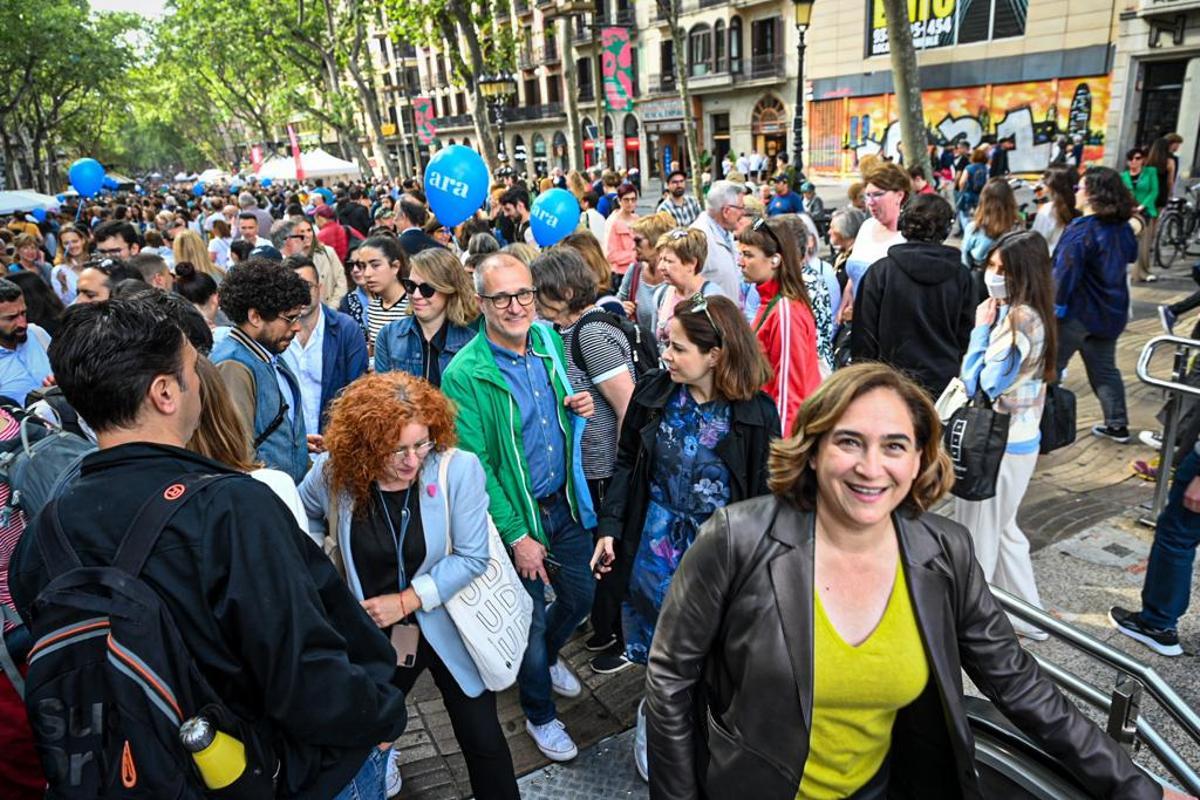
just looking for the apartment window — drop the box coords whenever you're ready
[660,39,676,87]
[957,0,1028,44]
[548,75,562,103]
[689,24,711,78]
[714,20,725,73]
[729,16,742,74]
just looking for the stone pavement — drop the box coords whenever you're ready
[396,266,1200,799]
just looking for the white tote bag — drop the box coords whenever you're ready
[438,449,532,691]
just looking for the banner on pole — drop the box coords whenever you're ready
[287,125,305,181]
[601,28,634,113]
[250,145,264,174]
[414,97,438,145]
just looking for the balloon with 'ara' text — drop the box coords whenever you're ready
[530,188,581,248]
[68,158,106,198]
[424,145,488,228]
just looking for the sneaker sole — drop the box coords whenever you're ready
[551,683,583,698]
[1092,429,1130,444]
[584,637,617,652]
[1108,610,1183,657]
[1158,307,1174,334]
[590,658,635,675]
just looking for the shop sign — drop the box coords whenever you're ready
[867,0,956,56]
[640,98,685,122]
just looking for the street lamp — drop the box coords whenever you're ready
[478,73,518,165]
[791,0,814,173]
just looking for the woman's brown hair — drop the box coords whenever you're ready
[672,294,772,402]
[736,217,812,311]
[187,356,258,472]
[989,230,1059,382]
[768,362,953,515]
[1040,167,1076,228]
[559,231,613,295]
[409,247,480,327]
[631,211,675,247]
[322,372,458,512]
[973,177,1020,239]
[656,228,708,275]
[860,160,912,196]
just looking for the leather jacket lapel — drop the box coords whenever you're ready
[767,504,814,731]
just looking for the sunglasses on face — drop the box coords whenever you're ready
[401,279,438,298]
[687,293,723,346]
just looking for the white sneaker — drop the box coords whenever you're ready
[1139,430,1164,450]
[634,699,649,782]
[384,747,403,798]
[525,718,579,761]
[549,658,582,697]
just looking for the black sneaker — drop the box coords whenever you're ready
[584,632,617,652]
[589,652,635,674]
[1109,607,1183,657]
[1092,424,1131,444]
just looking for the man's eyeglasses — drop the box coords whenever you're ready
[85,257,121,273]
[278,311,303,326]
[401,279,438,299]
[752,217,784,255]
[287,233,307,241]
[392,440,435,460]
[723,202,746,215]
[687,293,722,345]
[479,289,537,310]
[95,247,125,258]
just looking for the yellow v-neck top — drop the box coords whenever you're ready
[797,560,929,799]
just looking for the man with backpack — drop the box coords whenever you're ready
[6,296,408,799]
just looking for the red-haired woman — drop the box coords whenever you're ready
[298,372,519,800]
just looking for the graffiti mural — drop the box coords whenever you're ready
[808,75,1111,176]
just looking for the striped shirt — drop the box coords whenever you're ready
[561,308,636,480]
[367,294,411,351]
[657,195,703,227]
[0,410,26,633]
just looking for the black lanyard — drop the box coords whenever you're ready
[374,484,413,588]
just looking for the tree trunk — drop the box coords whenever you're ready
[882,0,930,179]
[669,18,702,198]
[445,4,498,172]
[560,16,584,173]
[347,19,396,179]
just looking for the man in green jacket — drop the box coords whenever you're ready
[441,253,596,764]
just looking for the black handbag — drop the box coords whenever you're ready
[1039,383,1077,454]
[944,391,1010,501]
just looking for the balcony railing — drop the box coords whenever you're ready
[655,0,681,21]
[507,103,564,121]
[543,39,560,63]
[518,48,535,69]
[437,114,473,129]
[579,84,595,101]
[747,51,785,79]
[649,72,676,93]
[573,23,595,44]
[614,7,635,26]
[514,0,531,14]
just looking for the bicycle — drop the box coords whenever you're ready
[1154,182,1200,269]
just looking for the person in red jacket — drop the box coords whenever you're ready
[315,204,350,261]
[737,216,822,435]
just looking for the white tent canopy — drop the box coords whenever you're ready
[258,148,362,181]
[0,190,61,215]
[197,167,231,183]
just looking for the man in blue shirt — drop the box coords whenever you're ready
[766,175,805,217]
[0,278,52,405]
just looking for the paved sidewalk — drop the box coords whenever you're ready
[396,268,1200,799]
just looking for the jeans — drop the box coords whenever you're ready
[1056,317,1128,429]
[331,746,387,800]
[1140,451,1200,630]
[393,635,518,799]
[518,492,596,726]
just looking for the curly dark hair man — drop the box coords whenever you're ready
[210,257,313,482]
[217,257,311,325]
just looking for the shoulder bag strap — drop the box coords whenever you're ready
[0,603,25,697]
[113,474,233,576]
[252,401,289,450]
[438,448,456,558]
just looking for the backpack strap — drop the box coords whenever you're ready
[37,497,84,579]
[113,474,233,576]
[569,311,620,378]
[0,603,25,697]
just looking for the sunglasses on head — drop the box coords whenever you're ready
[667,228,690,240]
[751,216,784,254]
[687,293,723,345]
[401,278,438,298]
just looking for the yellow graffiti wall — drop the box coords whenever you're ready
[809,75,1111,177]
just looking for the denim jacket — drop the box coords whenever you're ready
[212,330,310,482]
[373,316,477,385]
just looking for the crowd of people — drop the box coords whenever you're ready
[0,133,1195,800]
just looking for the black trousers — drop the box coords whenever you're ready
[587,477,627,647]
[393,634,519,800]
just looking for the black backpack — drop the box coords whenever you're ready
[569,310,660,381]
[21,474,274,798]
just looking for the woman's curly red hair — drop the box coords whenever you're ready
[322,372,458,512]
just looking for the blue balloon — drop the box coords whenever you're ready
[55,194,66,203]
[260,178,273,188]
[30,208,46,223]
[68,157,106,197]
[192,182,205,197]
[230,182,241,193]
[529,188,581,248]
[424,145,488,228]
[101,175,119,191]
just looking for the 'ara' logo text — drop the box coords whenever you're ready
[531,205,559,228]
[428,170,471,199]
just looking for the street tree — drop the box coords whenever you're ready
[880,0,931,179]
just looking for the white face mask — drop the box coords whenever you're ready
[984,270,1008,300]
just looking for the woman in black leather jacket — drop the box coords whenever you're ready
[644,362,1183,800]
[591,294,778,780]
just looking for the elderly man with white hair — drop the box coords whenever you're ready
[688,179,746,299]
[238,190,275,239]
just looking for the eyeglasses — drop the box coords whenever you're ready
[864,190,890,202]
[348,260,364,271]
[95,247,126,257]
[722,202,746,215]
[278,311,303,326]
[479,289,537,309]
[392,440,435,460]
[687,293,722,345]
[752,216,784,255]
[401,279,438,299]
[287,233,307,240]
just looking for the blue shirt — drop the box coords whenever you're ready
[766,191,804,217]
[489,337,566,499]
[0,324,52,406]
[1052,215,1138,339]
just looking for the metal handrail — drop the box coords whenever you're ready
[1134,335,1200,523]
[992,587,1200,793]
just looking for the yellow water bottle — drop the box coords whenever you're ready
[179,715,247,790]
